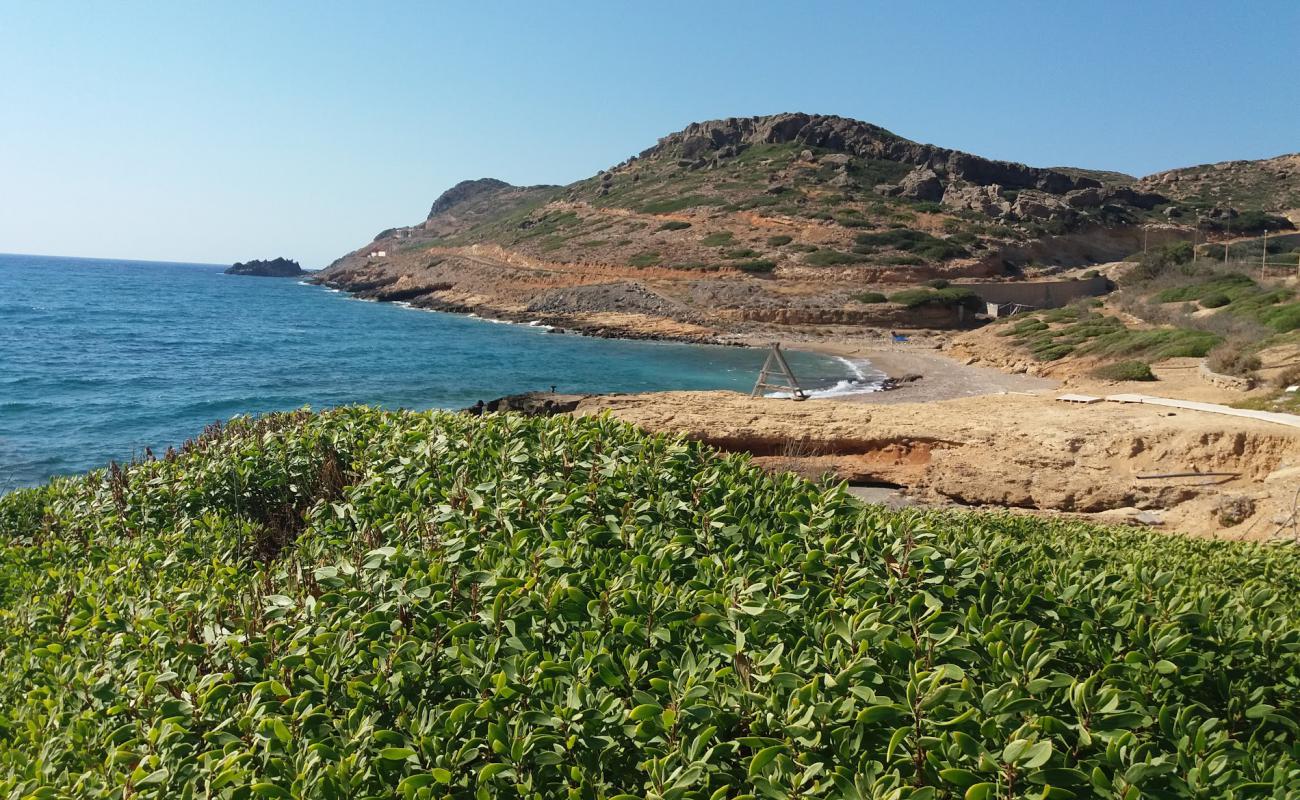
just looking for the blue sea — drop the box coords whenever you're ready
[0,253,881,488]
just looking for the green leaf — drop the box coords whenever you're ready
[629,703,663,721]
[940,768,981,787]
[380,746,418,761]
[748,744,787,777]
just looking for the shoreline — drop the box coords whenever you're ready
[314,277,1058,404]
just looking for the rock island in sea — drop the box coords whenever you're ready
[225,257,306,277]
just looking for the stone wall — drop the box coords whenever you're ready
[1198,361,1257,391]
[966,274,1110,310]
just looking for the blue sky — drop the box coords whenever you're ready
[1,1,1296,266]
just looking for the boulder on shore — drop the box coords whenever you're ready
[225,258,306,277]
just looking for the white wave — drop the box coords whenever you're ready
[527,320,555,330]
[767,356,887,399]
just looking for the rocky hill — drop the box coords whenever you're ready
[1139,153,1300,228]
[313,113,1289,341]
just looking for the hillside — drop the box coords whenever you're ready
[1141,153,1300,218]
[313,113,1189,341]
[3,408,1299,797]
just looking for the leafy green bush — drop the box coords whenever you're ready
[1,409,1299,797]
[700,231,735,247]
[852,291,888,304]
[736,259,777,273]
[1131,241,1195,281]
[1091,360,1157,381]
[723,248,760,259]
[1200,292,1231,309]
[923,278,950,289]
[657,220,692,231]
[766,235,793,247]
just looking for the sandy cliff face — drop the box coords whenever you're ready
[573,390,1300,540]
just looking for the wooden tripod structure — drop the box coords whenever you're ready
[751,343,809,400]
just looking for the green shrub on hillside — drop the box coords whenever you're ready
[657,220,692,231]
[766,234,793,246]
[804,249,861,266]
[736,259,776,273]
[854,229,967,261]
[700,231,735,247]
[639,195,722,214]
[852,291,888,304]
[2,409,1298,797]
[1009,312,1221,363]
[627,251,661,267]
[1091,360,1157,381]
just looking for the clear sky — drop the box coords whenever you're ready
[1,1,1296,267]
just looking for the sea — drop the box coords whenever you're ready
[0,253,884,489]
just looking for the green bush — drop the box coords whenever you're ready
[1091,360,1157,381]
[700,231,735,247]
[1131,241,1195,281]
[852,291,888,304]
[736,259,777,273]
[2,409,1299,797]
[627,251,661,267]
[1200,292,1231,309]
[657,220,692,231]
[723,248,760,260]
[854,229,967,261]
[639,195,722,214]
[923,278,950,289]
[766,234,793,247]
[804,249,861,266]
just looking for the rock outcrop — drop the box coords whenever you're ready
[641,113,1113,195]
[225,257,306,277]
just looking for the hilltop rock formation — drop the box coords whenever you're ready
[641,113,1108,194]
[225,257,305,277]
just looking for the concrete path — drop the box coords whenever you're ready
[1104,393,1300,429]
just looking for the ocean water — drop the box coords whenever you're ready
[0,253,882,488]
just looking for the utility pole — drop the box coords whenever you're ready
[1261,227,1268,280]
[1224,196,1232,267]
[1143,226,1149,255]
